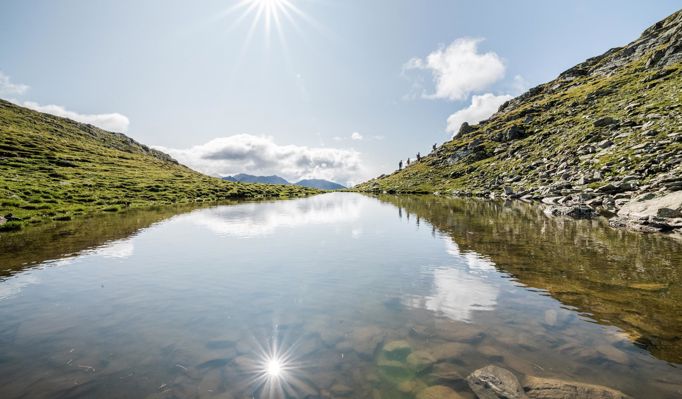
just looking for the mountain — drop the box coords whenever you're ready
[295,179,346,190]
[223,174,346,190]
[0,99,316,231]
[223,173,290,185]
[357,10,682,233]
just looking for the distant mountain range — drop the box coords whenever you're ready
[223,174,346,190]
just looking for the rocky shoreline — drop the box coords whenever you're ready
[454,175,682,237]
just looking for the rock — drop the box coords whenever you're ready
[429,342,470,361]
[382,340,412,360]
[406,351,437,372]
[597,139,614,149]
[503,186,515,196]
[466,365,528,399]
[504,126,525,141]
[616,191,682,231]
[593,117,619,127]
[416,385,466,399]
[523,376,631,399]
[543,205,596,219]
[459,122,476,136]
[350,325,386,359]
[429,363,464,382]
[0,216,5,226]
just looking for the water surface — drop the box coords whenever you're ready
[0,193,681,398]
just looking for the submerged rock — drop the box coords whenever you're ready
[466,365,528,399]
[406,350,437,372]
[382,340,412,360]
[416,385,466,399]
[523,376,632,399]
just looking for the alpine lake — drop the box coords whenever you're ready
[0,193,681,399]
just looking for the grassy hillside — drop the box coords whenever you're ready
[356,11,682,202]
[0,99,316,230]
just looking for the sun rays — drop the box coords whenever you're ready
[221,0,310,47]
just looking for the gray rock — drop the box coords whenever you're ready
[523,376,631,399]
[458,122,476,136]
[593,117,619,127]
[466,365,528,399]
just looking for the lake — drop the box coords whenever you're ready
[0,193,681,398]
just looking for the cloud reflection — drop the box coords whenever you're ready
[187,194,363,238]
[404,239,499,322]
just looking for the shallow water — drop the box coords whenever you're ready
[0,193,680,398]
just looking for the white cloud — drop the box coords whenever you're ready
[446,93,513,136]
[156,134,366,186]
[12,100,130,132]
[405,38,506,101]
[0,71,29,96]
[351,132,363,141]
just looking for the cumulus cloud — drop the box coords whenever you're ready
[11,100,130,132]
[446,93,513,136]
[156,134,365,186]
[351,132,363,141]
[405,38,506,101]
[0,71,29,96]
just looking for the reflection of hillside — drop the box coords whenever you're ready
[374,194,682,364]
[0,204,207,276]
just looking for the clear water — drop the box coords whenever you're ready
[0,193,680,398]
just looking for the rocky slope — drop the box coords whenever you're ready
[357,10,682,234]
[0,100,316,230]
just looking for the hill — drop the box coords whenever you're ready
[222,173,290,185]
[356,10,682,233]
[0,99,317,231]
[295,179,346,190]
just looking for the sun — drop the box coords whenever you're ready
[265,358,283,378]
[226,0,306,40]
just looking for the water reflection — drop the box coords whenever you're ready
[185,195,363,238]
[404,267,498,322]
[0,194,681,399]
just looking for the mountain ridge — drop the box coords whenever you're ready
[357,9,682,234]
[222,173,346,190]
[0,99,317,230]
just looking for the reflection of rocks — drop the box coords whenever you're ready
[466,365,528,399]
[523,376,631,399]
[376,194,682,363]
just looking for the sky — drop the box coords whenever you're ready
[1,1,680,186]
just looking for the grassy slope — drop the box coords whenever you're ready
[0,99,317,230]
[357,11,682,195]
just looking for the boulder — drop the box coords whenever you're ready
[416,385,466,399]
[458,122,476,136]
[466,365,528,399]
[616,191,682,231]
[523,376,631,399]
[593,117,619,127]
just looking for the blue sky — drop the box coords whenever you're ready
[1,1,680,185]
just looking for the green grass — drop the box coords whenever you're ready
[355,31,682,195]
[0,99,318,229]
